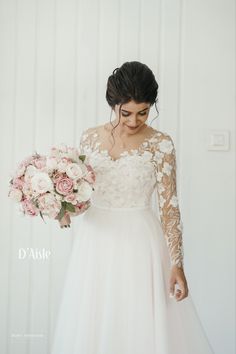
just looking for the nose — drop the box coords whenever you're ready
[127,117,139,127]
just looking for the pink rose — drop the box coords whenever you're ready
[56,176,74,196]
[21,199,39,216]
[64,193,77,205]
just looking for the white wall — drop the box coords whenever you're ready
[0,0,235,353]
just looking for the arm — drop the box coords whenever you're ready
[155,133,184,269]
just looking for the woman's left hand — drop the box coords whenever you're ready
[169,265,189,302]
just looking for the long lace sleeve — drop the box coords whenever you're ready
[154,132,184,269]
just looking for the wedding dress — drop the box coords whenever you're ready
[50,126,214,354]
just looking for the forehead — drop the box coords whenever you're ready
[120,100,150,111]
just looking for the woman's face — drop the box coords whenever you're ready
[113,100,151,134]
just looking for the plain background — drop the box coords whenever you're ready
[0,0,235,353]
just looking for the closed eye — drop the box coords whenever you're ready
[122,112,147,117]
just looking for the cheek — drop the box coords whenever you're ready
[120,116,128,124]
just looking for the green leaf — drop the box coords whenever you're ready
[65,202,75,212]
[39,211,46,224]
[57,205,66,221]
[79,154,86,162]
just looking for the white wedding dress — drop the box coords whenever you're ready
[50,126,214,354]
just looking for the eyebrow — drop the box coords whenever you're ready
[121,107,149,113]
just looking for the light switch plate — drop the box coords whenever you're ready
[207,130,230,151]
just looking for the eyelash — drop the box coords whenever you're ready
[121,112,147,117]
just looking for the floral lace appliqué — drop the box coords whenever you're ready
[79,126,184,269]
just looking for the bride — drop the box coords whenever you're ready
[51,61,214,354]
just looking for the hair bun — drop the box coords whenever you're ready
[112,67,119,75]
[106,61,158,108]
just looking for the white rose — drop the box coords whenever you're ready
[9,188,22,202]
[31,172,53,194]
[66,163,84,180]
[77,181,93,202]
[25,165,38,177]
[46,157,58,171]
[57,160,69,173]
[67,147,79,162]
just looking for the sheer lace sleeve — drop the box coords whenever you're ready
[154,132,184,269]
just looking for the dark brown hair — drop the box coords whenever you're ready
[105,61,159,150]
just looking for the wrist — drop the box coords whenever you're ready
[171,263,184,272]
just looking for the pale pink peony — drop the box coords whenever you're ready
[56,176,74,196]
[22,181,34,198]
[34,157,46,169]
[22,199,39,216]
[31,172,54,195]
[12,177,25,190]
[8,188,23,202]
[38,193,61,218]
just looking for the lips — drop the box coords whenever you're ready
[127,125,139,129]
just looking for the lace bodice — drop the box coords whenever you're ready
[79,126,184,269]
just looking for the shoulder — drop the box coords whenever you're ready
[150,128,174,144]
[150,128,176,154]
[80,125,100,141]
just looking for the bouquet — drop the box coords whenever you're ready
[8,143,95,227]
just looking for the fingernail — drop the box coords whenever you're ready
[169,293,174,298]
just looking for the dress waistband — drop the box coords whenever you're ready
[90,202,152,211]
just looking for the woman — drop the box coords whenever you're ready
[51,61,214,353]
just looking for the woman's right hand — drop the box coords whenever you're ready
[57,212,71,228]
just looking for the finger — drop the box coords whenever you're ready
[175,289,182,300]
[65,215,70,222]
[169,279,176,297]
[176,284,187,301]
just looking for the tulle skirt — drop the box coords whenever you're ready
[50,203,214,354]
